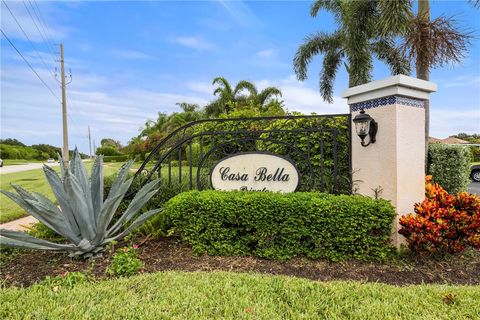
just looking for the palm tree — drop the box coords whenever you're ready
[293,0,411,103]
[396,0,472,162]
[234,80,282,111]
[205,77,282,117]
[166,103,203,130]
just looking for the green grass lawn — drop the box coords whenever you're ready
[0,163,120,223]
[1,271,479,319]
[2,159,45,166]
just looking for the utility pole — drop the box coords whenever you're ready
[88,126,92,159]
[58,43,70,162]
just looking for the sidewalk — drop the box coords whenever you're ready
[0,215,38,232]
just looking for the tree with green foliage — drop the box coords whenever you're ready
[397,0,472,163]
[0,138,26,147]
[205,77,282,117]
[293,0,411,102]
[166,103,204,131]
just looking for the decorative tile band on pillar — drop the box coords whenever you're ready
[350,95,425,112]
[343,75,437,248]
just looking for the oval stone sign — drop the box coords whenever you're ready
[210,152,300,192]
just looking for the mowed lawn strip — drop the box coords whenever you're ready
[2,159,45,166]
[1,271,479,320]
[0,162,119,223]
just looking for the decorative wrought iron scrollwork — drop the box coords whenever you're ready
[128,114,352,197]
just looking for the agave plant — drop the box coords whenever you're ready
[0,151,161,258]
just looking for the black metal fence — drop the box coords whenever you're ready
[131,114,352,195]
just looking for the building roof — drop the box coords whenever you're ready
[441,137,470,144]
[428,137,442,144]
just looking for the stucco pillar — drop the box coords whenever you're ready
[342,75,437,247]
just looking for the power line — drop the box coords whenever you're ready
[2,0,55,78]
[28,0,57,60]
[1,29,60,102]
[22,0,56,64]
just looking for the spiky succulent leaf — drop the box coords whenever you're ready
[0,229,75,251]
[63,171,95,240]
[70,150,95,227]
[90,155,104,220]
[42,165,81,236]
[108,161,134,199]
[0,187,78,243]
[104,208,163,243]
[0,150,162,258]
[107,179,160,235]
[94,178,133,244]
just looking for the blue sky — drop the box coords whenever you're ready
[1,0,479,154]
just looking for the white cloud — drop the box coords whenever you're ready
[257,49,275,58]
[442,75,480,88]
[1,63,209,153]
[186,81,214,95]
[256,76,348,114]
[173,36,215,50]
[109,49,156,60]
[430,107,480,138]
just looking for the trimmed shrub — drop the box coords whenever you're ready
[427,144,471,194]
[472,147,480,162]
[103,155,129,162]
[160,191,396,261]
[399,176,480,255]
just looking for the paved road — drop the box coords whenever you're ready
[468,182,480,195]
[0,162,59,174]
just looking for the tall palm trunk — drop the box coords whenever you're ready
[418,0,430,172]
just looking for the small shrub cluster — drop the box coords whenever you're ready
[159,191,396,261]
[107,246,143,277]
[27,222,64,242]
[399,176,480,255]
[427,144,471,194]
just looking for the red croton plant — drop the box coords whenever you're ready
[399,176,480,254]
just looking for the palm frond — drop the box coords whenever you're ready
[311,0,342,18]
[256,87,282,106]
[212,77,233,95]
[319,48,343,103]
[293,31,343,81]
[371,38,411,75]
[234,80,258,98]
[400,14,473,69]
[377,0,412,36]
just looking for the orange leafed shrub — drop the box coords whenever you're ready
[398,176,480,254]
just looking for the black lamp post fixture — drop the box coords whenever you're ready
[353,109,378,147]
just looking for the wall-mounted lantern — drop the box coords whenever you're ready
[353,109,378,147]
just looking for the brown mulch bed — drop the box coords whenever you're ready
[1,237,479,287]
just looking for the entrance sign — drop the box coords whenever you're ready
[210,152,300,192]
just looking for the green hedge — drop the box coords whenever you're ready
[159,191,396,261]
[472,146,480,162]
[428,144,471,194]
[103,155,129,162]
